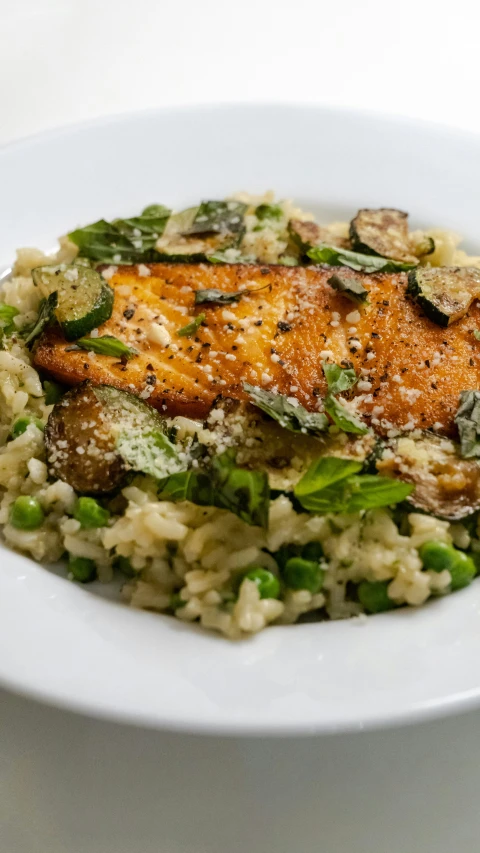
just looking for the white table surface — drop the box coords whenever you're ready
[3,2,480,851]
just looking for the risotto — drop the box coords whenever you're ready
[1,193,480,638]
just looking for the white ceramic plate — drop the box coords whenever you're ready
[2,104,480,735]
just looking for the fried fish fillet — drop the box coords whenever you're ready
[33,263,480,434]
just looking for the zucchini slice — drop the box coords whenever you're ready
[45,382,180,494]
[376,432,480,520]
[155,201,247,262]
[288,219,348,254]
[349,208,418,264]
[32,264,114,341]
[406,266,480,327]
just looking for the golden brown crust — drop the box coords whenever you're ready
[33,262,480,435]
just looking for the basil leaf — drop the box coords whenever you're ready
[474,330,480,341]
[255,204,283,221]
[294,456,412,514]
[345,475,414,512]
[0,303,19,334]
[117,428,179,480]
[113,204,171,252]
[324,395,368,434]
[455,390,480,458]
[75,335,138,360]
[194,289,243,306]
[183,201,247,236]
[177,313,206,337]
[69,204,171,263]
[158,449,270,528]
[328,273,369,304]
[211,449,270,528]
[244,383,329,437]
[307,244,416,273]
[322,361,357,395]
[25,292,58,347]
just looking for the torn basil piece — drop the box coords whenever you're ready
[328,272,369,305]
[113,204,171,252]
[194,289,243,305]
[25,292,58,347]
[69,204,171,264]
[158,448,270,528]
[183,201,247,236]
[294,456,412,514]
[244,384,329,437]
[455,390,480,458]
[322,362,357,395]
[176,313,206,337]
[349,208,418,264]
[74,335,138,360]
[407,266,480,327]
[324,395,368,435]
[308,244,416,273]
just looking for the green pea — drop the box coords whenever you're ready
[274,543,303,571]
[449,551,476,590]
[283,557,324,593]
[9,496,44,530]
[10,416,44,439]
[301,541,324,562]
[69,555,97,583]
[115,555,136,577]
[244,568,281,599]
[169,592,186,610]
[73,497,110,529]
[358,580,396,614]
[419,541,458,572]
[43,380,64,405]
[255,203,283,221]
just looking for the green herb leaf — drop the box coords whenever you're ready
[75,335,138,360]
[322,362,358,395]
[324,395,368,434]
[0,303,19,334]
[328,273,369,304]
[255,204,283,221]
[294,456,412,514]
[183,201,247,236]
[69,204,171,263]
[474,330,480,341]
[25,292,58,347]
[177,313,206,337]
[455,390,480,458]
[244,383,329,436]
[113,204,171,252]
[117,427,179,479]
[207,250,253,264]
[194,289,243,305]
[158,449,270,528]
[307,244,416,273]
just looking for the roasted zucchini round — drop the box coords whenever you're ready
[406,266,480,327]
[32,264,114,341]
[349,208,418,264]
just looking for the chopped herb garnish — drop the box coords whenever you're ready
[183,201,247,236]
[176,313,206,337]
[25,292,58,347]
[474,330,480,341]
[307,244,416,273]
[0,303,19,334]
[294,456,413,514]
[328,273,369,304]
[194,289,243,306]
[244,384,329,437]
[75,335,138,360]
[69,204,171,263]
[255,204,283,221]
[158,448,269,528]
[455,390,480,458]
[322,362,357,395]
[324,395,368,435]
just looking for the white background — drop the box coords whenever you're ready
[2,0,480,146]
[3,2,480,852]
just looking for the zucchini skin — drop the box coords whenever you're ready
[350,208,417,264]
[407,266,480,327]
[61,281,114,341]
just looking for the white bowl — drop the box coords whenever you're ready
[2,104,480,735]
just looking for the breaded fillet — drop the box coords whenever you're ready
[33,263,480,434]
